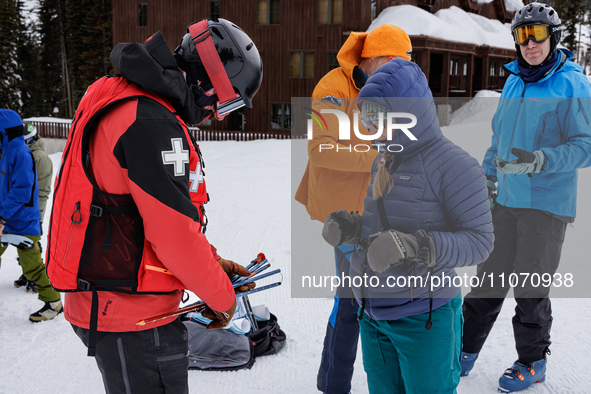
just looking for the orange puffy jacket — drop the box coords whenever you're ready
[47,76,235,333]
[295,32,378,222]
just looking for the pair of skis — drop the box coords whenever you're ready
[137,253,281,327]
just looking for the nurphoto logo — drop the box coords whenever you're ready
[305,109,418,153]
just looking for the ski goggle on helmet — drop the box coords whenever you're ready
[512,24,552,46]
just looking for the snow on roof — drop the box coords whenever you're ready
[504,0,525,13]
[476,0,525,12]
[367,5,516,50]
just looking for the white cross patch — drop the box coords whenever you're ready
[189,163,204,192]
[161,138,189,177]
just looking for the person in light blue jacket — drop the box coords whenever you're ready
[322,58,494,393]
[461,4,591,393]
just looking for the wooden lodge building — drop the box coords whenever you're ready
[112,0,529,135]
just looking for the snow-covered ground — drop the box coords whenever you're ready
[2,95,591,393]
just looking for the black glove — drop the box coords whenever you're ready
[191,80,218,122]
[486,178,497,210]
[367,229,436,273]
[494,148,545,175]
[192,83,217,108]
[322,210,362,247]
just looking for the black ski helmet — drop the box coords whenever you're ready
[511,3,561,66]
[174,18,263,108]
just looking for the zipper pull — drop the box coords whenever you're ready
[71,201,82,224]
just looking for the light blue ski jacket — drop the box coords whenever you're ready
[483,49,591,219]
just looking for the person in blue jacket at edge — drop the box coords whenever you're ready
[321,57,494,393]
[461,3,591,393]
[0,109,63,322]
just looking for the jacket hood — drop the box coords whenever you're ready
[0,109,25,147]
[336,32,367,84]
[357,59,441,156]
[109,31,209,125]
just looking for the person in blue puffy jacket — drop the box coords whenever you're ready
[461,4,591,393]
[321,58,494,393]
[0,109,62,322]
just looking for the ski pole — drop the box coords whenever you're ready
[233,268,281,289]
[136,301,205,326]
[232,261,269,285]
[137,281,282,326]
[244,253,267,272]
[250,261,270,275]
[242,295,259,331]
[233,263,271,286]
[244,258,266,273]
[231,256,267,283]
[235,281,282,298]
[231,263,265,284]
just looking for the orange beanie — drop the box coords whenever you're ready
[361,24,412,61]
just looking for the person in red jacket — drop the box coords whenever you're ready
[47,19,262,394]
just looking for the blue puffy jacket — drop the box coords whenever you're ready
[0,109,40,235]
[483,49,591,219]
[350,59,494,321]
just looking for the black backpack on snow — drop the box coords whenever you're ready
[182,313,286,371]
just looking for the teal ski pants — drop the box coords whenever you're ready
[359,297,462,394]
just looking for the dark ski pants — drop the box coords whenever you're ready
[462,206,567,363]
[72,318,189,394]
[317,244,359,394]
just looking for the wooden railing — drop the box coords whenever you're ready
[27,120,299,141]
[188,128,295,141]
[28,120,72,139]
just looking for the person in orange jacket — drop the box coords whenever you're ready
[295,24,413,394]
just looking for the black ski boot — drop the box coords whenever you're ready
[14,275,27,288]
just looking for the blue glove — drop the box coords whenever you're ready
[494,148,546,175]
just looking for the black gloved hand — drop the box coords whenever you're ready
[367,229,436,273]
[191,80,218,121]
[192,84,217,108]
[322,210,362,247]
[486,178,497,211]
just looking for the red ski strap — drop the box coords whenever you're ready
[188,20,245,116]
